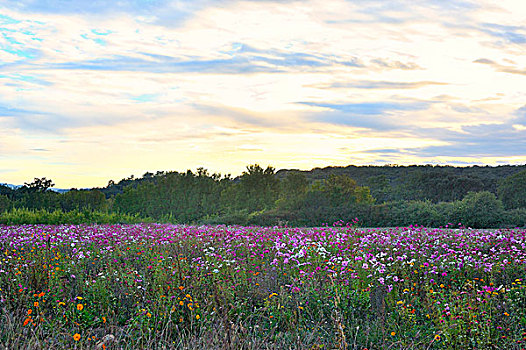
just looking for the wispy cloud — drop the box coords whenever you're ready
[475,58,526,76]
[323,80,447,89]
[300,101,430,115]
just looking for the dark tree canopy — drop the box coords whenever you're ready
[498,169,526,209]
[23,177,55,193]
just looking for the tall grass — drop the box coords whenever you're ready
[0,208,149,225]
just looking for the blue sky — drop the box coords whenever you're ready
[0,0,525,187]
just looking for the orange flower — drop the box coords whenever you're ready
[77,304,84,311]
[391,331,396,336]
[102,316,106,324]
[23,318,31,326]
[73,333,81,341]
[33,302,39,307]
[27,309,32,315]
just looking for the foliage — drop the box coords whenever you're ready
[455,191,504,228]
[498,169,526,209]
[0,195,11,213]
[22,177,55,193]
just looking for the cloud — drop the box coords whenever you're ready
[36,47,339,74]
[474,58,526,76]
[473,58,495,65]
[411,122,526,157]
[8,0,173,16]
[370,58,421,70]
[363,148,403,153]
[326,80,446,89]
[299,101,430,115]
[514,105,526,125]
[480,23,526,44]
[298,101,431,131]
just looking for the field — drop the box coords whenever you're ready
[0,224,525,349]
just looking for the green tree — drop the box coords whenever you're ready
[0,195,10,212]
[365,175,391,203]
[498,169,526,209]
[457,191,504,228]
[323,174,374,205]
[236,164,279,212]
[276,172,308,210]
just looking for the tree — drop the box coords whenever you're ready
[457,191,504,228]
[498,169,526,209]
[323,174,374,205]
[23,177,55,193]
[365,175,392,203]
[236,164,279,212]
[0,195,10,212]
[276,172,309,210]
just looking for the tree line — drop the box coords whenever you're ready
[1,164,526,228]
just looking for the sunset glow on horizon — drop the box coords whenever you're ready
[1,0,526,188]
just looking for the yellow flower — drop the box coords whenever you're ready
[391,331,396,336]
[196,315,200,320]
[179,301,184,306]
[434,334,441,341]
[73,333,81,341]
[77,304,84,311]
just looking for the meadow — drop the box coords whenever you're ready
[0,224,525,349]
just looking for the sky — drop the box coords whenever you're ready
[1,0,526,188]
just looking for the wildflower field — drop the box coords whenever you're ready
[1,224,525,349]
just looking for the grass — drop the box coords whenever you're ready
[0,224,525,349]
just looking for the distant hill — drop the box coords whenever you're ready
[0,183,69,193]
[275,164,526,186]
[0,183,22,190]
